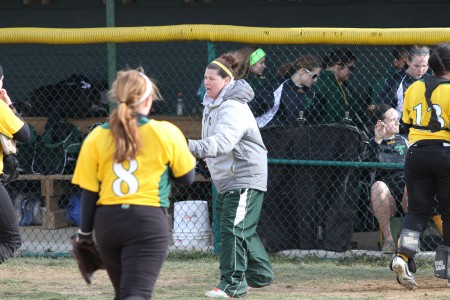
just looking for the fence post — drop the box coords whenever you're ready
[106,0,118,112]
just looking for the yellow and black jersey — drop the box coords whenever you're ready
[0,101,24,172]
[72,117,196,208]
[402,79,450,144]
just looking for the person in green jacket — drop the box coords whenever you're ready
[315,48,359,126]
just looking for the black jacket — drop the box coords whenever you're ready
[377,70,418,110]
[366,134,408,185]
[251,78,324,127]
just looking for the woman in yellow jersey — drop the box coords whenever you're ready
[72,68,196,299]
[391,43,450,290]
[0,65,30,263]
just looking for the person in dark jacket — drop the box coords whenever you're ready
[366,103,408,253]
[234,45,269,94]
[371,46,411,101]
[251,54,323,127]
[376,45,430,133]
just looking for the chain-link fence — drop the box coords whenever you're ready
[0,28,444,258]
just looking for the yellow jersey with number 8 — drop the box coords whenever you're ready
[72,117,196,208]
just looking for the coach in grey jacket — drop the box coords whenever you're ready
[189,53,273,299]
[189,79,267,193]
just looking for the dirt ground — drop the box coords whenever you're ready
[285,277,449,300]
[1,258,449,299]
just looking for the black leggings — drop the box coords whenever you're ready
[94,205,169,300]
[402,142,450,246]
[0,184,21,263]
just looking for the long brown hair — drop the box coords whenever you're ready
[275,54,321,79]
[107,68,162,163]
[233,45,262,79]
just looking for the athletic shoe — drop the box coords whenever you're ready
[391,256,418,290]
[204,288,231,298]
[247,287,255,292]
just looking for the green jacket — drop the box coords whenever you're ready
[315,70,358,124]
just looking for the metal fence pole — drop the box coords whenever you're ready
[106,0,117,112]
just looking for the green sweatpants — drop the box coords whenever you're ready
[216,188,273,298]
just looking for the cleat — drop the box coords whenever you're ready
[205,288,231,298]
[391,256,418,290]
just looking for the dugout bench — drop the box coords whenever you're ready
[16,115,203,229]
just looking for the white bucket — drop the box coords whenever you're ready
[173,200,211,248]
[173,231,211,249]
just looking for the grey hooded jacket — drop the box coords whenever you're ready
[189,79,268,193]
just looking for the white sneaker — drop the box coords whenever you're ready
[204,288,231,298]
[391,256,418,290]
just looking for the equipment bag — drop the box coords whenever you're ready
[66,191,81,226]
[32,121,82,175]
[19,194,43,226]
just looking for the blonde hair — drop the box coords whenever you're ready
[107,68,162,163]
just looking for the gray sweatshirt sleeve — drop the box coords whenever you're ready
[189,101,247,159]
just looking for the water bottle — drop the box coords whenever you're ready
[176,92,184,116]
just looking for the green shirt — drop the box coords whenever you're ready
[314,70,357,124]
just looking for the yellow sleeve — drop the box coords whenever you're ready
[402,87,412,125]
[72,129,100,192]
[0,101,24,138]
[162,122,196,178]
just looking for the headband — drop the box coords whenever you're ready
[127,72,153,107]
[250,48,266,66]
[211,61,234,79]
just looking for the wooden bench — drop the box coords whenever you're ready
[23,115,203,138]
[17,115,204,229]
[16,174,73,229]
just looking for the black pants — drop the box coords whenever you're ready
[0,183,21,263]
[94,205,169,300]
[401,141,450,246]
